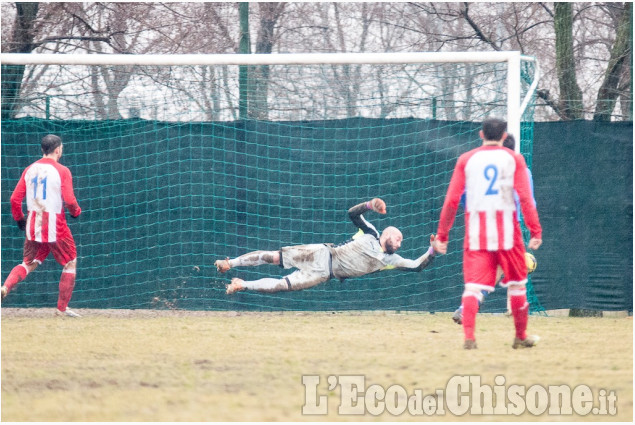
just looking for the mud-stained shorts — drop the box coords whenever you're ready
[280,244,331,290]
[23,235,77,267]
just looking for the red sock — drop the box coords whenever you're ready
[462,294,480,341]
[57,272,76,311]
[4,265,28,292]
[510,292,529,340]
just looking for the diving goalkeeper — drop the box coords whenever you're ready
[215,198,436,294]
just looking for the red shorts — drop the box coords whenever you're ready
[463,243,527,290]
[23,235,77,267]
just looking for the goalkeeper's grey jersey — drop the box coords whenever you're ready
[328,202,434,279]
[330,232,411,278]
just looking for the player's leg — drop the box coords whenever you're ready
[452,288,496,325]
[55,259,78,315]
[215,250,280,273]
[496,266,514,315]
[452,265,502,324]
[452,305,463,324]
[227,270,328,294]
[507,283,540,348]
[225,245,330,294]
[500,246,538,348]
[226,276,285,294]
[461,250,497,349]
[2,262,38,299]
[51,236,80,317]
[1,240,47,300]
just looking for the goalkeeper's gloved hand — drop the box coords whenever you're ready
[368,198,387,214]
[17,218,26,231]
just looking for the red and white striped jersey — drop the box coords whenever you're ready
[11,158,81,243]
[436,145,541,251]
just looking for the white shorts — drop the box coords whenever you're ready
[280,244,332,290]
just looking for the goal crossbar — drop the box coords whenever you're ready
[1,51,539,150]
[2,51,531,66]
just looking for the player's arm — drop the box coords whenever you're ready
[527,168,536,206]
[513,169,536,224]
[434,157,467,253]
[384,235,437,272]
[10,170,27,230]
[348,198,386,238]
[514,155,542,249]
[61,167,81,218]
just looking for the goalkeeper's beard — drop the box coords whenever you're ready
[384,241,398,255]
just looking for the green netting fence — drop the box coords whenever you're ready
[1,117,541,312]
[1,58,541,312]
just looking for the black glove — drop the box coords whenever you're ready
[17,218,26,231]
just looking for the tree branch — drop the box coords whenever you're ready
[537,88,566,120]
[539,2,554,18]
[460,2,500,51]
[30,35,113,51]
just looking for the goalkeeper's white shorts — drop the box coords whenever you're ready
[280,244,331,290]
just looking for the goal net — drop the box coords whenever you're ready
[1,52,542,313]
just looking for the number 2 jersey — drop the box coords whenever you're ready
[436,145,541,251]
[10,158,81,243]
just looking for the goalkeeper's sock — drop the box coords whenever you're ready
[456,290,489,313]
[480,290,490,304]
[461,293,480,341]
[509,288,529,340]
[57,271,76,311]
[4,264,28,293]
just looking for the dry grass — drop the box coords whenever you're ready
[1,309,632,421]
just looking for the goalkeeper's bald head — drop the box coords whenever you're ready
[381,226,403,254]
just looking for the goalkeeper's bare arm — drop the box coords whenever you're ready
[214,198,436,295]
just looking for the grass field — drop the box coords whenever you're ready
[1,308,632,422]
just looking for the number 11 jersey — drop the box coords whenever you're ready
[11,158,81,243]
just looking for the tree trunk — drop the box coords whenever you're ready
[593,3,632,121]
[554,3,584,120]
[238,2,250,120]
[249,3,285,120]
[1,2,39,120]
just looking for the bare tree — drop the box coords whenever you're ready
[1,3,39,119]
[593,2,632,120]
[249,2,286,120]
[553,3,584,119]
[396,2,632,121]
[2,2,632,122]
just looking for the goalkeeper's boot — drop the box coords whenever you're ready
[55,307,81,318]
[226,278,245,295]
[463,339,477,350]
[215,257,231,273]
[1,286,7,301]
[512,335,540,349]
[452,306,463,325]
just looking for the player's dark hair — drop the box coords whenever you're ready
[482,118,507,141]
[503,134,516,150]
[41,134,62,155]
